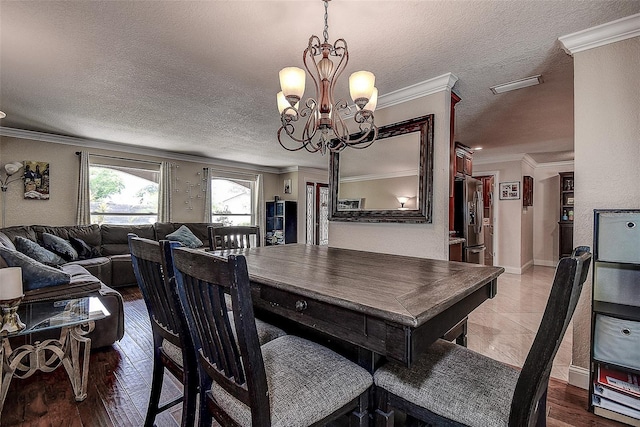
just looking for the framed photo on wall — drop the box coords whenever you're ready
[499,181,520,200]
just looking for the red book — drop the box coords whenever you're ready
[598,365,640,398]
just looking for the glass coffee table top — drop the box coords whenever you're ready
[13,296,110,337]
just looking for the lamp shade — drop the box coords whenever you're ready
[279,67,306,102]
[277,91,299,115]
[4,162,22,176]
[363,87,378,112]
[0,267,23,300]
[349,71,375,105]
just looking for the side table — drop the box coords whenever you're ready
[0,296,109,420]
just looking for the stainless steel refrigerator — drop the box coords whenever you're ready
[454,177,486,265]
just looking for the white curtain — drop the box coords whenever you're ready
[75,151,91,225]
[254,174,264,232]
[203,167,212,222]
[158,161,172,222]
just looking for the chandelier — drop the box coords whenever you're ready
[277,0,378,154]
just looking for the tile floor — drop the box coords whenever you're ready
[467,264,573,381]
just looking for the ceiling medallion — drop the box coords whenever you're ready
[277,0,378,155]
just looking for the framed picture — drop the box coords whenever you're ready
[523,176,533,206]
[23,160,50,200]
[337,198,364,210]
[283,179,292,194]
[499,181,520,200]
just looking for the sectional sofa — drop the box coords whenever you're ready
[0,222,218,348]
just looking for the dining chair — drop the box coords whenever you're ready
[128,234,198,427]
[208,225,261,250]
[170,246,373,427]
[374,247,592,427]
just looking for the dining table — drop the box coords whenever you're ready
[220,243,505,372]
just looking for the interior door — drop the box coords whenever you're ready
[305,182,329,245]
[316,183,329,245]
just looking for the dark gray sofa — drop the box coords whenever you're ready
[0,222,219,348]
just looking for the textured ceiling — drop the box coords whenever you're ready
[0,1,638,169]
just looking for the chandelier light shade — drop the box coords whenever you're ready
[277,0,379,154]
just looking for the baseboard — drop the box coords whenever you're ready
[502,266,522,274]
[534,259,557,267]
[569,365,590,389]
[502,260,534,275]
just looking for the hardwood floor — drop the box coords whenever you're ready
[1,277,627,426]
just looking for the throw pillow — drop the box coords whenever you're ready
[166,225,203,249]
[14,236,65,266]
[69,237,101,260]
[42,233,78,262]
[0,247,71,291]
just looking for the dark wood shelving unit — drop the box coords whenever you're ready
[558,172,574,259]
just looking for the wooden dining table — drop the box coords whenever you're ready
[223,244,505,372]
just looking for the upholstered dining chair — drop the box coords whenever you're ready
[208,225,261,250]
[374,247,592,427]
[128,235,198,427]
[170,246,373,427]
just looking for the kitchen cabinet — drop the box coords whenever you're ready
[454,143,473,178]
[589,209,640,426]
[558,172,574,259]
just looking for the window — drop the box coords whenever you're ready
[89,158,160,225]
[210,177,254,226]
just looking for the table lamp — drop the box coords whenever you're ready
[0,267,26,333]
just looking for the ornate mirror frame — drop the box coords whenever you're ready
[329,114,435,223]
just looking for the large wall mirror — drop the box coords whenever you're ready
[329,114,434,223]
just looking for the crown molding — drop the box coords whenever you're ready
[535,160,574,168]
[522,154,538,169]
[473,152,529,165]
[559,13,640,56]
[340,169,418,183]
[0,126,283,174]
[377,72,459,110]
[344,72,458,118]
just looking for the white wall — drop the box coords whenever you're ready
[0,135,280,226]
[520,160,535,270]
[533,162,574,266]
[571,36,640,374]
[328,90,451,260]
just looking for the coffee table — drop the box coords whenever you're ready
[0,296,109,419]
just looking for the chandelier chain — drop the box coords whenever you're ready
[323,0,329,44]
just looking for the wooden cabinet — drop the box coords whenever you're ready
[265,201,297,245]
[454,143,473,178]
[449,241,463,262]
[558,172,574,259]
[589,210,640,425]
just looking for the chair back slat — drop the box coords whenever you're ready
[509,249,592,426]
[171,247,270,419]
[208,226,261,250]
[129,235,183,344]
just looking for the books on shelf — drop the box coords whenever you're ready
[592,394,640,420]
[597,365,640,398]
[593,365,640,421]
